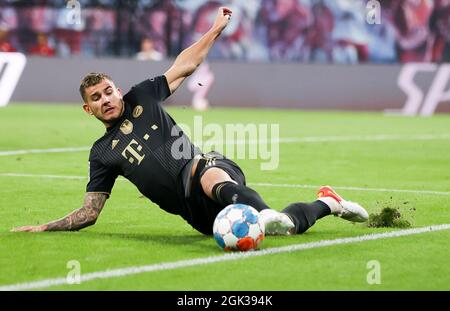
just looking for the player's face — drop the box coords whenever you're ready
[83,79,124,127]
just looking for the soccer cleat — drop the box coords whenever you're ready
[317,186,369,223]
[259,209,296,236]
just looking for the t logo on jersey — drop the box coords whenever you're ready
[122,139,145,164]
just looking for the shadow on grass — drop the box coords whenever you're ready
[83,231,219,251]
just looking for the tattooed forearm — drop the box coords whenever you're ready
[45,193,108,231]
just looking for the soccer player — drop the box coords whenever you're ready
[11,7,368,236]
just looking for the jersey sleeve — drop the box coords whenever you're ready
[123,75,171,104]
[86,159,118,196]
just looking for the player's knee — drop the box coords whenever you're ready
[200,168,236,198]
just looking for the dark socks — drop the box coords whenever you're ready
[211,181,270,212]
[282,200,331,234]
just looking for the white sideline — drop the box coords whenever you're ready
[1,224,450,291]
[250,182,450,196]
[1,172,449,196]
[1,133,450,156]
[0,146,90,156]
[0,173,87,180]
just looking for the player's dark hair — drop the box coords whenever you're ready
[79,72,113,102]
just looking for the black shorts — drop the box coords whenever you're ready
[186,151,246,235]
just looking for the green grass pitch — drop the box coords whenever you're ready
[0,104,449,290]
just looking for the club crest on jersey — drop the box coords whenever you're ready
[132,105,143,118]
[120,119,133,135]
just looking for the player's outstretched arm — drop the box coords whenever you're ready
[11,193,108,232]
[164,7,232,94]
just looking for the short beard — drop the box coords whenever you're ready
[100,98,125,128]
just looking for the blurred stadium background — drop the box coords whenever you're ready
[1,0,450,62]
[1,0,450,113]
[1,0,450,291]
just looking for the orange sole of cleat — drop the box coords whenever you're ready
[318,186,343,202]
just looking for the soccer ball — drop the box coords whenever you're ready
[213,204,265,251]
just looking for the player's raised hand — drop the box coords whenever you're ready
[11,225,47,232]
[213,7,232,32]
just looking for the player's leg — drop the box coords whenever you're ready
[201,166,368,235]
[197,151,296,234]
[200,167,295,235]
[201,167,272,212]
[200,167,344,235]
[197,154,367,236]
[280,186,369,234]
[185,153,274,235]
[200,166,296,235]
[280,201,331,234]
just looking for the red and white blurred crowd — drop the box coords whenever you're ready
[0,0,449,63]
